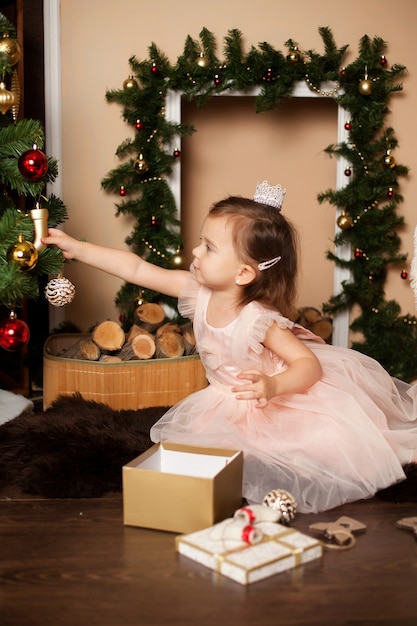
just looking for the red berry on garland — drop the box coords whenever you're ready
[0,311,30,351]
[18,144,48,180]
[119,185,127,196]
[401,270,408,280]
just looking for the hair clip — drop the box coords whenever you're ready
[258,256,281,271]
[253,180,286,210]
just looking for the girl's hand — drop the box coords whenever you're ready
[232,369,277,408]
[41,228,80,260]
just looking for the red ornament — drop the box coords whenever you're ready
[150,215,158,227]
[344,121,352,131]
[354,248,363,259]
[173,148,181,158]
[340,67,346,76]
[135,120,143,131]
[263,68,274,81]
[151,62,158,75]
[401,270,408,280]
[387,187,395,199]
[214,74,221,86]
[119,185,127,196]
[18,144,48,180]
[380,56,388,67]
[344,167,352,177]
[0,312,30,351]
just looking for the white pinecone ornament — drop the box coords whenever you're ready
[262,489,297,524]
[45,274,75,307]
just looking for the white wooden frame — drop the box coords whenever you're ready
[166,84,351,346]
[44,0,351,345]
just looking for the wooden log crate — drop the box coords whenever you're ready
[43,305,208,410]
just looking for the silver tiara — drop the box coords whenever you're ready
[253,180,286,210]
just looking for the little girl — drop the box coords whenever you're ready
[42,181,417,514]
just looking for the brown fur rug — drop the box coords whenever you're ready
[0,394,167,498]
[0,393,416,502]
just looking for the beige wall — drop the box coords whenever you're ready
[57,0,416,339]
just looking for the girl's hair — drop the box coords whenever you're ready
[208,196,299,316]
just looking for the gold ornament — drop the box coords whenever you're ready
[196,52,209,68]
[30,204,49,252]
[170,251,184,268]
[134,290,146,307]
[0,34,21,65]
[383,149,396,169]
[7,233,38,270]
[134,153,149,173]
[123,74,137,90]
[0,81,15,114]
[358,67,373,95]
[286,46,302,63]
[45,273,76,307]
[337,212,353,230]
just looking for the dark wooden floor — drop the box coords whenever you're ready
[1,487,416,626]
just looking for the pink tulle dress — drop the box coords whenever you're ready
[150,275,417,513]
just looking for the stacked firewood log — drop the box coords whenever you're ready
[58,303,333,362]
[58,303,197,362]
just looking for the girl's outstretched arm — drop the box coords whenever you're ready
[42,228,190,299]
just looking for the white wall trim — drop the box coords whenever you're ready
[43,0,64,329]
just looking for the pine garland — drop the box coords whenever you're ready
[103,26,417,381]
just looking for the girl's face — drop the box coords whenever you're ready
[191,215,242,290]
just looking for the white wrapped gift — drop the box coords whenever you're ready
[175,519,323,585]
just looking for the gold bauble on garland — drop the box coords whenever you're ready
[286,46,302,63]
[358,67,373,95]
[123,74,137,90]
[134,153,149,173]
[337,212,353,230]
[170,250,184,268]
[196,52,209,68]
[358,78,373,95]
[383,149,396,169]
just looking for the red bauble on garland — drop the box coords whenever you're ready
[18,144,49,180]
[0,312,30,351]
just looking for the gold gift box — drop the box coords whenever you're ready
[123,443,243,534]
[176,519,323,585]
